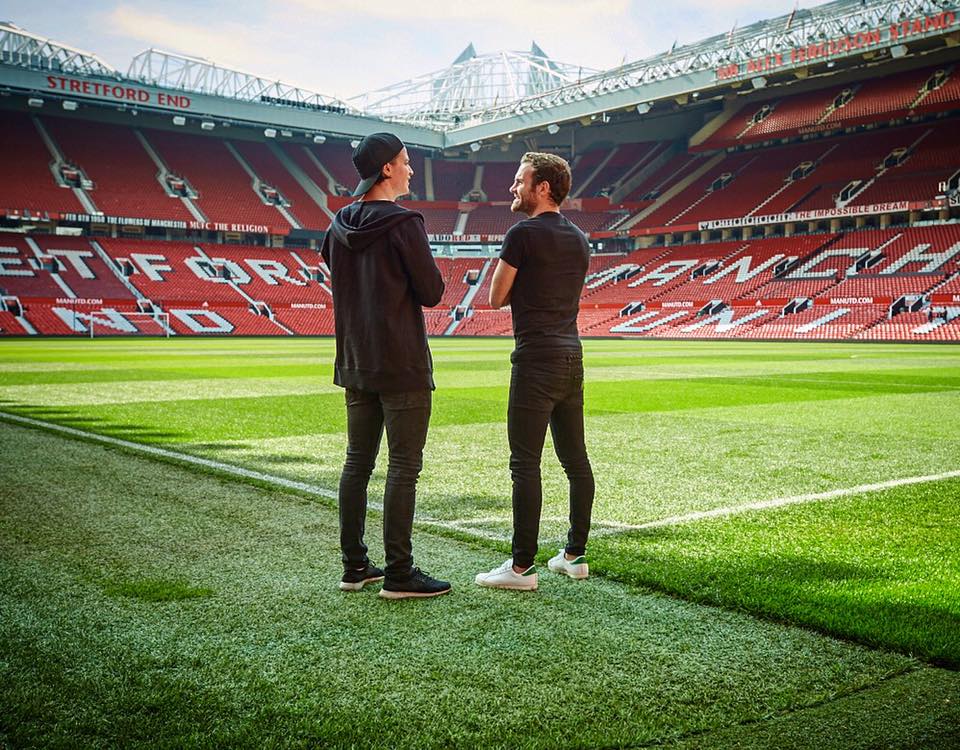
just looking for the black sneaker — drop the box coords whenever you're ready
[379,568,452,599]
[339,563,385,591]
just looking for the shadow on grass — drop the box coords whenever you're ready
[0,403,185,444]
[590,538,960,669]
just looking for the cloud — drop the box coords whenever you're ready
[103,6,265,71]
[282,0,630,25]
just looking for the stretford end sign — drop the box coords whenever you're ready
[45,76,191,109]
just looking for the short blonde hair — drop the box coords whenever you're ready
[521,152,572,205]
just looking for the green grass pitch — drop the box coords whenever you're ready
[1,337,959,748]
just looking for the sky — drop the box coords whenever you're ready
[3,0,821,101]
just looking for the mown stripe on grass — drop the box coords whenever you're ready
[0,410,509,543]
[5,409,959,552]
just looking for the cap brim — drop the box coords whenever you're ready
[352,174,378,197]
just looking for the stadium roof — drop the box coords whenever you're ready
[348,43,597,130]
[126,49,359,117]
[0,21,118,79]
[2,0,958,149]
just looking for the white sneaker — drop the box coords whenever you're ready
[475,559,538,591]
[547,550,589,579]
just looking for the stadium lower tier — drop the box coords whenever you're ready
[7,299,957,341]
[2,230,958,340]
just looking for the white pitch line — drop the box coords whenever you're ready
[3,411,959,542]
[590,469,960,537]
[0,411,338,499]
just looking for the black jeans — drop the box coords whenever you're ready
[508,353,594,569]
[338,388,431,578]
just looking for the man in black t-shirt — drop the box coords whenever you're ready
[475,152,595,592]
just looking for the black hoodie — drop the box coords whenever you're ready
[321,200,444,393]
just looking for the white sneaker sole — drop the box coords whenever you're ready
[378,587,451,599]
[338,575,384,591]
[475,576,538,591]
[548,562,589,580]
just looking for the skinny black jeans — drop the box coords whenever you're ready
[508,353,594,569]
[338,388,431,578]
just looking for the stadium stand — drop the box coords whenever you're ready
[231,141,331,230]
[423,309,454,335]
[622,152,703,202]
[280,143,336,195]
[0,236,77,297]
[194,243,331,305]
[480,162,518,201]
[435,257,487,308]
[462,205,521,235]
[407,148,428,201]
[30,235,137,301]
[0,112,85,215]
[579,142,661,197]
[41,116,194,222]
[2,13,959,343]
[272,306,335,335]
[165,304,290,336]
[145,129,292,230]
[452,308,513,336]
[0,310,28,334]
[415,206,461,235]
[309,142,359,195]
[563,209,624,233]
[700,64,960,150]
[96,238,246,304]
[432,160,476,201]
[571,147,613,193]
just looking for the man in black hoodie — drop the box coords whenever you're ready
[321,132,451,599]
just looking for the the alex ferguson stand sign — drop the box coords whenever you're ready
[941,182,960,208]
[716,10,956,81]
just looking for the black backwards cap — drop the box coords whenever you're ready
[351,132,404,197]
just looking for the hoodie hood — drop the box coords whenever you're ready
[331,201,423,251]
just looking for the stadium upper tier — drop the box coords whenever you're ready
[1,71,957,237]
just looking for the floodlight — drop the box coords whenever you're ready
[264,128,277,138]
[546,123,560,135]
[62,100,78,111]
[280,129,293,137]
[201,121,215,130]
[751,76,768,89]
[313,134,326,144]
[172,115,186,126]
[469,142,482,152]
[636,102,651,114]
[27,97,43,108]
[350,139,361,148]
[890,44,908,59]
